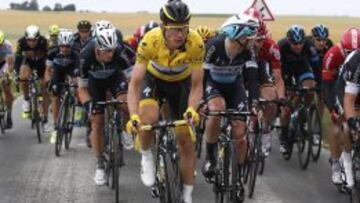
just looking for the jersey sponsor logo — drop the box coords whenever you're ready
[143,87,151,97]
[269,45,280,61]
[324,53,333,70]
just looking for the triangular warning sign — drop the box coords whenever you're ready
[249,0,275,21]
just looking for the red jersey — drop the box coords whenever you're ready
[322,43,346,81]
[257,37,281,70]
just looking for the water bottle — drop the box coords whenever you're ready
[121,131,134,150]
[74,106,82,127]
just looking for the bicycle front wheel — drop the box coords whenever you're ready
[55,99,67,156]
[248,134,260,198]
[32,96,42,143]
[296,118,311,170]
[308,105,322,162]
[65,100,75,149]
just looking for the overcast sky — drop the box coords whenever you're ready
[1,0,360,17]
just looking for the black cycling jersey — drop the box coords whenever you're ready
[14,35,48,72]
[204,34,260,102]
[278,37,321,86]
[79,40,130,82]
[47,46,80,71]
[305,36,333,62]
[72,33,93,53]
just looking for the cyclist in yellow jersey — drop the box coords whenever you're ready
[127,1,204,202]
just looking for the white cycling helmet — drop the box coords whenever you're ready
[95,28,118,50]
[25,25,40,39]
[92,20,115,36]
[220,13,259,40]
[58,30,74,46]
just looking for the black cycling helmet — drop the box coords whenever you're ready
[287,25,305,44]
[160,0,191,24]
[77,20,92,31]
[311,24,329,39]
[144,21,159,33]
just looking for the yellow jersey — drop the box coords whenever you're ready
[136,27,205,82]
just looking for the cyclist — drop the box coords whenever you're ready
[45,30,80,143]
[336,49,360,188]
[322,27,360,186]
[0,31,15,129]
[48,24,60,49]
[195,26,217,43]
[201,13,260,184]
[14,25,51,132]
[73,20,92,52]
[127,1,204,202]
[125,21,159,51]
[251,10,286,156]
[307,24,333,62]
[78,27,130,185]
[278,25,319,154]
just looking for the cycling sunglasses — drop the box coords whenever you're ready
[163,25,189,34]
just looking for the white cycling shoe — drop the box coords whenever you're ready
[342,152,354,188]
[94,168,106,186]
[140,153,155,187]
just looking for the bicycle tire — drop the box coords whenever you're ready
[309,105,322,162]
[55,99,67,156]
[113,128,120,203]
[0,94,6,135]
[164,137,183,203]
[242,133,252,184]
[230,142,244,203]
[32,96,42,143]
[65,98,75,150]
[282,127,294,161]
[296,113,311,170]
[248,133,260,198]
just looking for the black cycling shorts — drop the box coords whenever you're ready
[140,71,190,120]
[50,66,76,96]
[88,71,128,114]
[24,58,46,78]
[282,60,315,87]
[204,76,248,111]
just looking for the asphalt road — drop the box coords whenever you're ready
[0,98,350,203]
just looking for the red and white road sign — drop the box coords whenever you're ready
[249,0,275,21]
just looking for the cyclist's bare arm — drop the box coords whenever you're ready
[77,77,91,104]
[273,69,285,99]
[188,65,203,109]
[128,62,147,116]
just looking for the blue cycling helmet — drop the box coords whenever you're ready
[311,24,329,39]
[220,13,259,40]
[287,25,305,43]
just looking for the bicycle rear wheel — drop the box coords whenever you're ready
[309,105,322,162]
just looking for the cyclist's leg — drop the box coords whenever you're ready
[19,63,31,93]
[38,60,50,126]
[111,72,129,129]
[1,62,14,128]
[49,68,65,125]
[201,80,225,178]
[260,84,277,156]
[166,77,195,200]
[138,72,160,187]
[88,75,108,185]
[227,79,247,164]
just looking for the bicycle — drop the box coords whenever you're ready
[18,70,43,143]
[243,99,280,198]
[97,99,126,203]
[54,82,77,156]
[200,108,252,203]
[281,87,322,170]
[144,119,191,203]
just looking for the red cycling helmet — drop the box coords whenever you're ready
[341,27,360,52]
[244,8,267,38]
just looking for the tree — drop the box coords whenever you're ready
[53,3,62,11]
[29,0,39,10]
[63,4,76,11]
[42,5,52,11]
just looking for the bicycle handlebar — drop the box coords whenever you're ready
[140,120,189,131]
